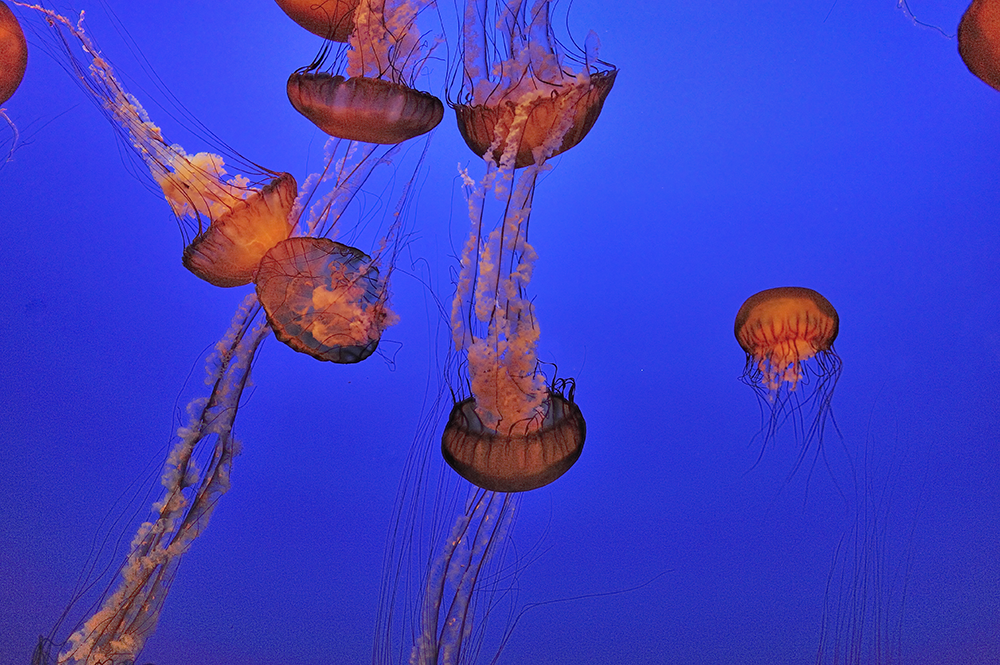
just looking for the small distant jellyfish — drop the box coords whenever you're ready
[28,6,297,287]
[274,0,360,41]
[285,0,444,144]
[0,1,27,106]
[959,0,1000,91]
[254,237,398,363]
[735,286,842,470]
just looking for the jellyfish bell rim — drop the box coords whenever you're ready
[286,72,444,144]
[452,68,617,169]
[0,0,27,105]
[734,286,840,355]
[441,391,586,493]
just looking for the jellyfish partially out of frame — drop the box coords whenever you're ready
[959,0,1000,91]
[285,0,444,144]
[18,4,297,288]
[274,0,360,42]
[1,0,27,157]
[735,286,843,475]
[0,2,26,105]
[23,2,434,661]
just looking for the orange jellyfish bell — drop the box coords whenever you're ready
[0,1,27,105]
[735,286,839,391]
[287,73,443,144]
[254,236,397,363]
[453,1,616,168]
[959,0,1000,91]
[454,69,617,169]
[442,382,585,493]
[274,0,360,42]
[180,171,298,287]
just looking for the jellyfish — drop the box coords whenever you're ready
[735,286,842,476]
[284,0,444,144]
[274,0,360,42]
[959,0,1000,91]
[20,4,297,288]
[254,236,398,363]
[441,0,616,493]
[451,0,617,168]
[374,3,613,662]
[0,1,27,106]
[22,2,437,661]
[1,0,26,158]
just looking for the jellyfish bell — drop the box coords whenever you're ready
[287,72,444,144]
[442,382,585,492]
[286,0,444,144]
[454,68,617,169]
[735,286,839,393]
[254,236,397,363]
[179,170,298,287]
[735,286,843,479]
[958,0,1000,91]
[0,0,27,105]
[452,1,617,168]
[274,0,360,42]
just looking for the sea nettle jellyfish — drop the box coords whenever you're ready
[0,1,26,105]
[254,236,397,363]
[441,0,615,493]
[959,0,1000,91]
[285,0,443,144]
[274,0,360,42]
[735,286,842,474]
[23,3,435,662]
[375,3,613,662]
[1,0,26,157]
[259,0,441,364]
[451,0,616,168]
[21,4,296,287]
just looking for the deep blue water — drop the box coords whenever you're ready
[1,1,998,663]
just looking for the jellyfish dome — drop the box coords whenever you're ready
[274,0,360,42]
[959,0,1000,91]
[285,0,444,144]
[287,73,443,144]
[0,1,27,105]
[180,170,298,287]
[453,0,617,168]
[254,236,396,363]
[442,384,585,492]
[735,286,839,392]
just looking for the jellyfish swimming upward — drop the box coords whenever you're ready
[735,286,842,474]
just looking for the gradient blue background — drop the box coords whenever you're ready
[1,1,998,663]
